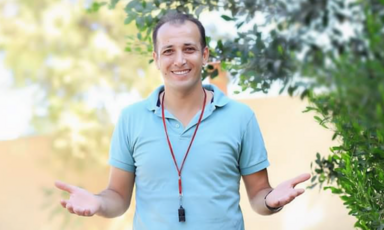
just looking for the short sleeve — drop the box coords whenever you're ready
[239,113,270,175]
[108,109,136,172]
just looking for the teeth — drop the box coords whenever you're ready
[173,70,189,75]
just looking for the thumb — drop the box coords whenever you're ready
[55,180,76,193]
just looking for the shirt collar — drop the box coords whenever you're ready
[146,84,229,112]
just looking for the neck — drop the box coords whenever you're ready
[163,84,205,112]
[162,84,210,127]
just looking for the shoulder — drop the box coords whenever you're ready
[219,98,255,122]
[207,84,254,120]
[117,100,154,127]
[120,100,148,116]
[119,86,162,118]
[225,99,254,113]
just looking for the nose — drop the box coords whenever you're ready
[173,51,186,67]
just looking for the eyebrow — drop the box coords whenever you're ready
[161,45,173,50]
[160,43,197,50]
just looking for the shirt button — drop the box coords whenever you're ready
[175,123,180,128]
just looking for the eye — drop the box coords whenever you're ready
[163,49,173,55]
[185,47,196,53]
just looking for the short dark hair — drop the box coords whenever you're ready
[152,12,207,53]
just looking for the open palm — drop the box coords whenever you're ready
[55,181,102,216]
[265,173,311,208]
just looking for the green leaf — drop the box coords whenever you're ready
[287,85,297,96]
[236,21,244,29]
[306,183,318,189]
[220,62,227,70]
[86,2,107,13]
[332,132,338,140]
[136,17,146,31]
[133,0,144,12]
[314,115,322,123]
[195,5,205,17]
[324,186,343,194]
[210,69,219,78]
[303,106,316,113]
[109,0,120,9]
[277,45,284,54]
[221,15,234,21]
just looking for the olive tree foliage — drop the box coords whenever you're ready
[0,0,161,169]
[306,2,384,229]
[97,0,384,228]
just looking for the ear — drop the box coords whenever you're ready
[202,46,209,65]
[153,51,160,69]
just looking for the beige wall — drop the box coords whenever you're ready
[0,96,356,230]
[239,96,356,230]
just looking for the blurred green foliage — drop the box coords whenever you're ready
[104,0,384,228]
[306,2,384,228]
[0,0,161,170]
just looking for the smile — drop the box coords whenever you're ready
[171,69,191,75]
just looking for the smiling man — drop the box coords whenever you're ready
[55,12,310,230]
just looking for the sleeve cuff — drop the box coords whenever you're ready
[240,159,270,175]
[109,158,136,172]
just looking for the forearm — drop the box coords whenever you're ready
[95,188,131,218]
[249,187,277,216]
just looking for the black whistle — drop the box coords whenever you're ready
[178,206,186,222]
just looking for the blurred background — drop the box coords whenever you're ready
[0,0,367,229]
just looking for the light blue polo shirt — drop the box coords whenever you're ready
[109,84,269,230]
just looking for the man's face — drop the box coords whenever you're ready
[153,21,209,92]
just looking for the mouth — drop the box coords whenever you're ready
[171,69,191,75]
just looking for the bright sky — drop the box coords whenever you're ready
[0,52,34,140]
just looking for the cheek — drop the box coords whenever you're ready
[190,55,204,64]
[160,58,173,69]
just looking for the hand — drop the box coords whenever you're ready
[265,173,311,208]
[55,181,102,217]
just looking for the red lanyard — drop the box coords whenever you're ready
[161,89,207,221]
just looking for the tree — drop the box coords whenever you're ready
[103,0,384,228]
[0,0,162,169]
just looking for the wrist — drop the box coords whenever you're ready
[94,194,105,216]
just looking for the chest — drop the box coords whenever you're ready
[130,116,243,186]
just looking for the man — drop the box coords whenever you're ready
[55,12,310,230]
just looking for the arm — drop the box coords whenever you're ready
[96,167,135,218]
[55,166,135,218]
[242,169,310,215]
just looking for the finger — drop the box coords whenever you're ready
[269,200,282,208]
[55,180,76,193]
[280,196,294,206]
[66,203,75,214]
[291,173,311,187]
[84,209,91,216]
[60,199,67,208]
[73,207,85,216]
[287,189,304,200]
[85,209,95,217]
[295,188,305,196]
[280,189,306,206]
[266,196,282,208]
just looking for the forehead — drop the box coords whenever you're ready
[156,21,201,49]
